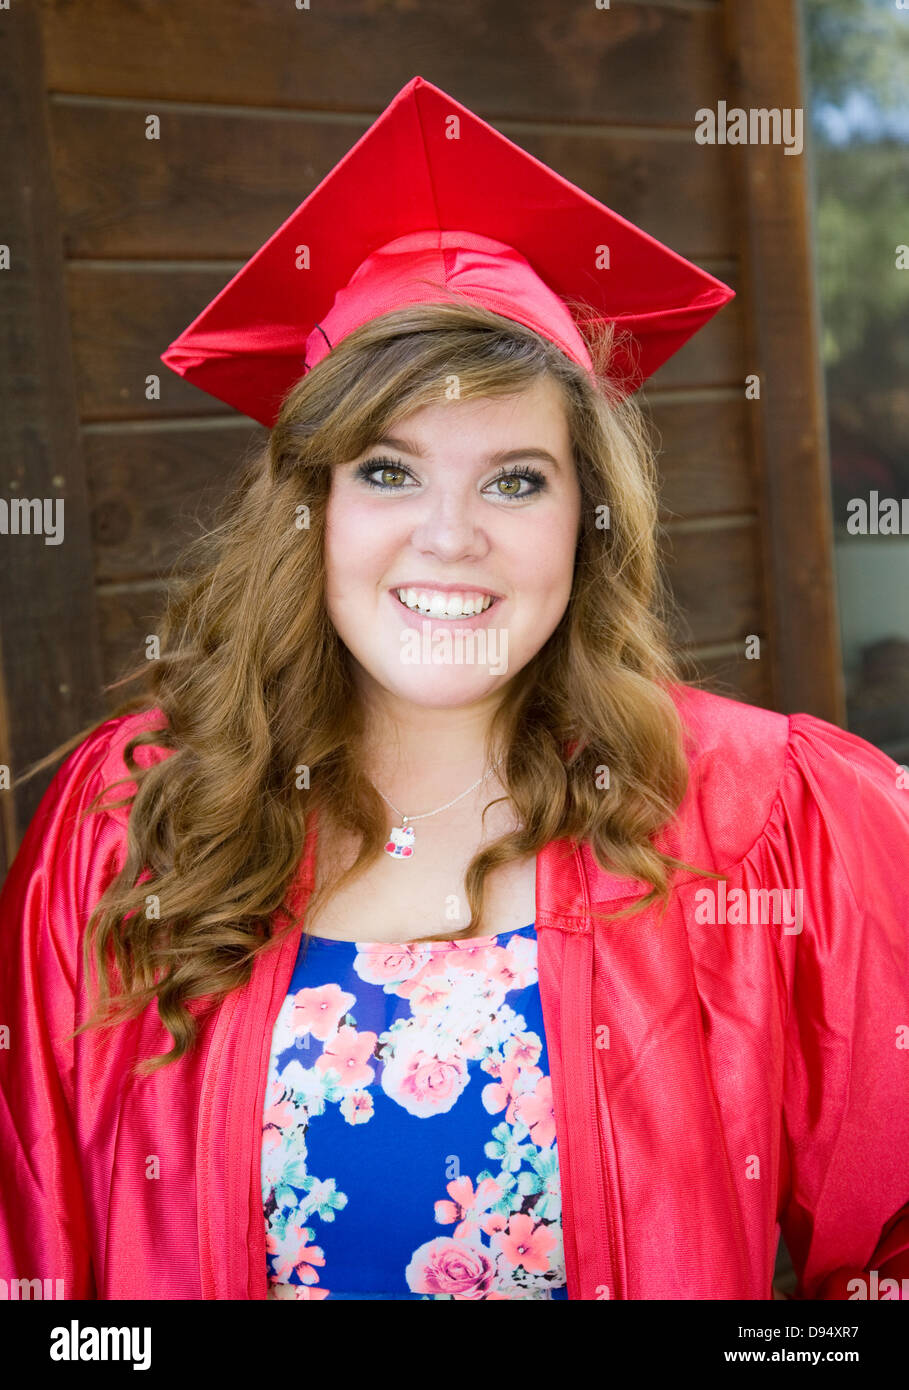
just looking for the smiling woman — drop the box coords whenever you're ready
[253,297,699,957]
[324,374,582,726]
[1,75,907,1305]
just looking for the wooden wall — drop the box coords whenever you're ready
[0,0,844,862]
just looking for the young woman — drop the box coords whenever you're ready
[1,78,906,1302]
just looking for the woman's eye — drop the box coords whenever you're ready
[355,457,411,489]
[485,467,547,500]
[354,457,547,500]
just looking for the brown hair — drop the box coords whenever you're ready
[22,298,722,1076]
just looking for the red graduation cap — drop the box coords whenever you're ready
[161,76,735,429]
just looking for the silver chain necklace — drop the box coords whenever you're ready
[376,760,503,859]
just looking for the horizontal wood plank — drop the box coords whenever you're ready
[96,580,169,701]
[51,97,737,261]
[648,394,756,520]
[42,1,727,126]
[84,421,266,582]
[67,265,239,421]
[661,518,764,647]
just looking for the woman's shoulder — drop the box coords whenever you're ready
[663,681,906,875]
[39,704,173,833]
[668,681,791,765]
[1,708,175,967]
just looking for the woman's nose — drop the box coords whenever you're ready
[409,493,489,557]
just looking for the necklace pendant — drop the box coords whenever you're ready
[384,823,415,859]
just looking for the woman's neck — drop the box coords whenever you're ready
[355,681,508,800]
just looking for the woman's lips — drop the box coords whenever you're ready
[388,588,504,629]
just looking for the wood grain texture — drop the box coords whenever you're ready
[0,2,106,849]
[50,97,737,261]
[41,0,725,124]
[84,421,266,581]
[95,582,169,696]
[662,518,763,647]
[648,393,757,520]
[721,0,844,721]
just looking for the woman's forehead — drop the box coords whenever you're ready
[378,378,569,444]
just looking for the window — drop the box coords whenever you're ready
[799,0,909,760]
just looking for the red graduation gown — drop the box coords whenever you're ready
[1,684,907,1300]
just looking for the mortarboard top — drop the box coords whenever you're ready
[161,75,735,429]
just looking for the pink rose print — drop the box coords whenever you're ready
[291,982,355,1041]
[262,915,561,1301]
[381,1045,470,1117]
[497,1213,558,1273]
[405,1237,496,1299]
[354,942,428,987]
[315,1025,378,1089]
[512,1074,556,1148]
[434,1175,502,1238]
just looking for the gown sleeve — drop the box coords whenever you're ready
[764,713,909,1300]
[0,721,133,1300]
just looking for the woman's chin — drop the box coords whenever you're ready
[374,672,504,709]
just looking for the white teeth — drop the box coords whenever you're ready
[395,588,495,618]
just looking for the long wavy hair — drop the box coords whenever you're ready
[22,298,723,1076]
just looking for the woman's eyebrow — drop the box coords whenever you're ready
[372,434,562,472]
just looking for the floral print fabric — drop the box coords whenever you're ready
[261,923,568,1299]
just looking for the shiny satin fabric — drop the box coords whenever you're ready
[0,685,907,1299]
[158,76,737,428]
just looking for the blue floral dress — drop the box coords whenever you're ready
[261,923,568,1300]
